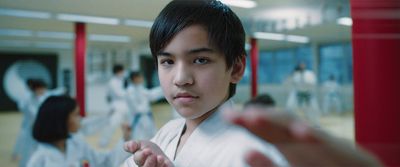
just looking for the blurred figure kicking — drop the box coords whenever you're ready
[126,71,164,140]
[286,62,320,126]
[99,64,129,147]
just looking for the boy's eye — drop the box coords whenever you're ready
[159,59,174,65]
[194,58,209,64]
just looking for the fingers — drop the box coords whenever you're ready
[124,140,141,153]
[136,151,173,167]
[289,120,317,143]
[223,107,318,144]
[157,155,174,167]
[142,154,157,167]
[126,140,173,167]
[134,148,152,166]
[157,155,165,167]
[224,108,292,143]
[245,150,274,167]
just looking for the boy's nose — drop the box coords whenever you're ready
[173,63,194,87]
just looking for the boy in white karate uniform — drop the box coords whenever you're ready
[126,71,164,140]
[99,64,130,147]
[123,0,288,166]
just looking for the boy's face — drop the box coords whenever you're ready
[67,106,81,133]
[132,75,144,84]
[34,87,46,96]
[157,25,243,120]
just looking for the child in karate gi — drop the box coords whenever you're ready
[322,74,342,114]
[123,0,288,166]
[27,96,130,167]
[99,64,130,147]
[16,79,66,167]
[126,71,164,140]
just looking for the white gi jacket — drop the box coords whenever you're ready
[126,84,163,114]
[17,88,66,167]
[107,76,129,113]
[124,100,289,167]
[126,84,164,140]
[27,133,129,167]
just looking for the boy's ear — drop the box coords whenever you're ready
[230,55,246,83]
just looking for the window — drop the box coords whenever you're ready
[319,43,353,84]
[256,45,312,84]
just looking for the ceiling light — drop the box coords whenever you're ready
[36,31,74,39]
[57,13,119,25]
[253,32,285,41]
[0,8,51,19]
[253,32,310,43]
[219,0,257,8]
[89,34,131,43]
[124,19,153,28]
[337,17,352,26]
[0,29,33,37]
[34,41,72,49]
[286,35,310,43]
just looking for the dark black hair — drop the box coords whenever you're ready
[124,71,143,88]
[33,96,77,143]
[112,64,124,74]
[150,0,246,98]
[30,78,47,90]
[129,71,142,80]
[244,93,276,108]
[26,78,36,91]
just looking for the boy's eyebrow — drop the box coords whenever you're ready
[157,51,172,57]
[187,47,214,54]
[157,47,214,57]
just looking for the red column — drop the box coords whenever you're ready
[250,38,258,98]
[75,22,86,117]
[351,0,400,166]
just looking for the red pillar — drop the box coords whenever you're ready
[351,0,400,166]
[250,38,258,98]
[75,22,86,117]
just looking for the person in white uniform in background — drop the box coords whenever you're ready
[126,71,164,140]
[285,66,300,114]
[16,79,66,167]
[287,62,320,126]
[99,64,129,147]
[123,1,288,166]
[12,79,34,161]
[322,74,342,114]
[27,96,131,167]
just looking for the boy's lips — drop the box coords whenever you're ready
[173,92,199,103]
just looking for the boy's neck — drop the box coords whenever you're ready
[184,106,218,133]
[52,139,67,153]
